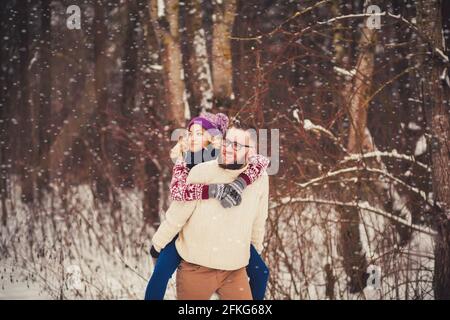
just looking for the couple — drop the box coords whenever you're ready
[144,112,270,300]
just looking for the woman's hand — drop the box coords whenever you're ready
[247,145,257,159]
[209,135,222,149]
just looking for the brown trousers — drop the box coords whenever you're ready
[176,260,253,300]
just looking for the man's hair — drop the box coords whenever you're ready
[225,119,258,147]
[228,118,258,132]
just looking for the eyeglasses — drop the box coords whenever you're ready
[222,138,252,151]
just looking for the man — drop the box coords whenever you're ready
[151,125,269,300]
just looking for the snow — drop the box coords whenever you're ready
[302,119,314,130]
[407,122,421,131]
[414,135,427,156]
[333,66,356,78]
[157,0,165,18]
[341,149,430,171]
[435,48,449,63]
[147,64,163,71]
[292,109,300,123]
[440,68,450,87]
[0,281,51,300]
[302,119,336,141]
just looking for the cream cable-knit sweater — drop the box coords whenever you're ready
[151,158,269,271]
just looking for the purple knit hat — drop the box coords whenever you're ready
[188,112,229,136]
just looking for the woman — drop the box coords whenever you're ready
[144,112,270,300]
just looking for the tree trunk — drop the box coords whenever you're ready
[150,0,188,128]
[92,0,111,202]
[138,0,172,225]
[38,0,52,198]
[346,27,376,154]
[119,0,139,189]
[17,0,35,204]
[211,0,236,109]
[47,1,110,199]
[185,0,213,114]
[337,5,377,293]
[0,0,9,226]
[416,0,450,300]
[122,0,139,118]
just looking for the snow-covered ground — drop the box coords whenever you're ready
[0,280,51,300]
[0,178,435,299]
[265,196,434,299]
[0,180,160,300]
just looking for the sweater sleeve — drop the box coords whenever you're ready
[151,200,197,252]
[251,174,269,254]
[238,154,270,186]
[170,160,209,201]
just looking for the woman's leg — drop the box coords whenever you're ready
[246,245,270,300]
[144,237,182,300]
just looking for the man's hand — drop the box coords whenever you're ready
[220,184,242,208]
[208,184,226,200]
[220,177,247,208]
[228,177,247,197]
[209,183,242,208]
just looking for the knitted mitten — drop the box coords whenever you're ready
[220,185,242,208]
[208,184,226,200]
[228,176,247,196]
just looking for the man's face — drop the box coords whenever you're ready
[220,128,253,165]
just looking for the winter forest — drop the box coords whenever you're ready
[0,0,449,300]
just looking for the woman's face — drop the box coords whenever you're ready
[188,124,211,152]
